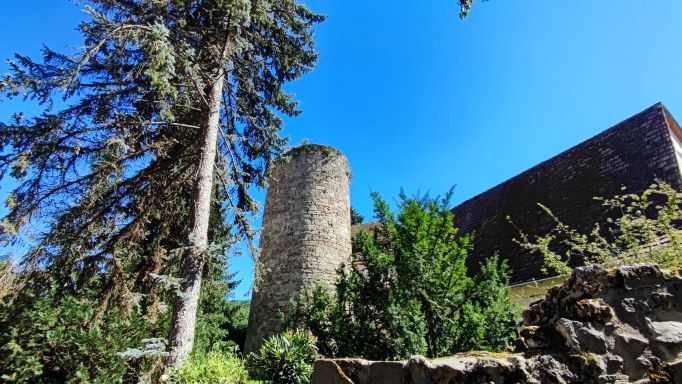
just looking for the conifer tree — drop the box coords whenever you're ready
[458,0,477,18]
[286,189,519,360]
[0,0,322,368]
[350,207,364,225]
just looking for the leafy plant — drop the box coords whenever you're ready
[248,331,318,384]
[511,181,682,275]
[164,350,248,384]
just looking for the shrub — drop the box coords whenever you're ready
[454,255,519,352]
[248,330,318,384]
[0,287,169,383]
[286,189,519,360]
[350,207,364,225]
[511,181,682,275]
[0,260,244,382]
[163,350,248,384]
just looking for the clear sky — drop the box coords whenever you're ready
[1,1,681,298]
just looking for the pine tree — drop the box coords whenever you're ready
[350,207,364,225]
[458,0,477,18]
[0,0,322,368]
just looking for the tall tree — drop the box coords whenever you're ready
[0,187,244,382]
[0,0,322,368]
[350,207,364,225]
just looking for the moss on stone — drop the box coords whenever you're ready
[520,326,539,337]
[573,351,598,365]
[335,362,352,381]
[574,298,612,322]
[646,363,672,384]
[286,143,343,159]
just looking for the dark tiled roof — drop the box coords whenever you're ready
[451,103,682,283]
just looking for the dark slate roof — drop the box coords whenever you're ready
[451,103,682,284]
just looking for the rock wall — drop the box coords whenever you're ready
[313,264,682,383]
[245,144,351,354]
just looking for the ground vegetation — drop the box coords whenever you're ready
[286,189,519,360]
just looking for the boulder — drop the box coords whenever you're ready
[554,318,608,353]
[311,360,354,384]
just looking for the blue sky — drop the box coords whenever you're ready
[1,1,682,298]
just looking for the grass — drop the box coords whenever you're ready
[508,276,565,309]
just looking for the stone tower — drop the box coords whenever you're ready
[244,144,351,353]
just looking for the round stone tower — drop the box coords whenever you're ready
[244,144,351,353]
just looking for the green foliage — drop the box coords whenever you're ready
[222,301,251,353]
[350,207,364,225]
[511,181,682,276]
[458,0,478,19]
[287,189,519,360]
[0,250,245,383]
[336,228,427,359]
[248,331,317,384]
[0,287,167,383]
[383,189,472,357]
[0,0,322,379]
[455,255,519,352]
[0,0,323,328]
[164,350,248,384]
[283,286,339,358]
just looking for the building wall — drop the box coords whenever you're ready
[244,144,351,353]
[451,103,682,284]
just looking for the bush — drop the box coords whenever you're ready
[0,262,244,382]
[163,350,248,384]
[454,255,519,352]
[223,300,250,353]
[0,287,168,383]
[248,330,317,384]
[286,189,519,360]
[511,181,682,275]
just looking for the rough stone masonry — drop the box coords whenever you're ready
[313,264,682,383]
[244,144,351,354]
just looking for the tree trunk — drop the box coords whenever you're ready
[166,67,226,368]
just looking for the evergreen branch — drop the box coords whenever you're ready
[65,23,155,96]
